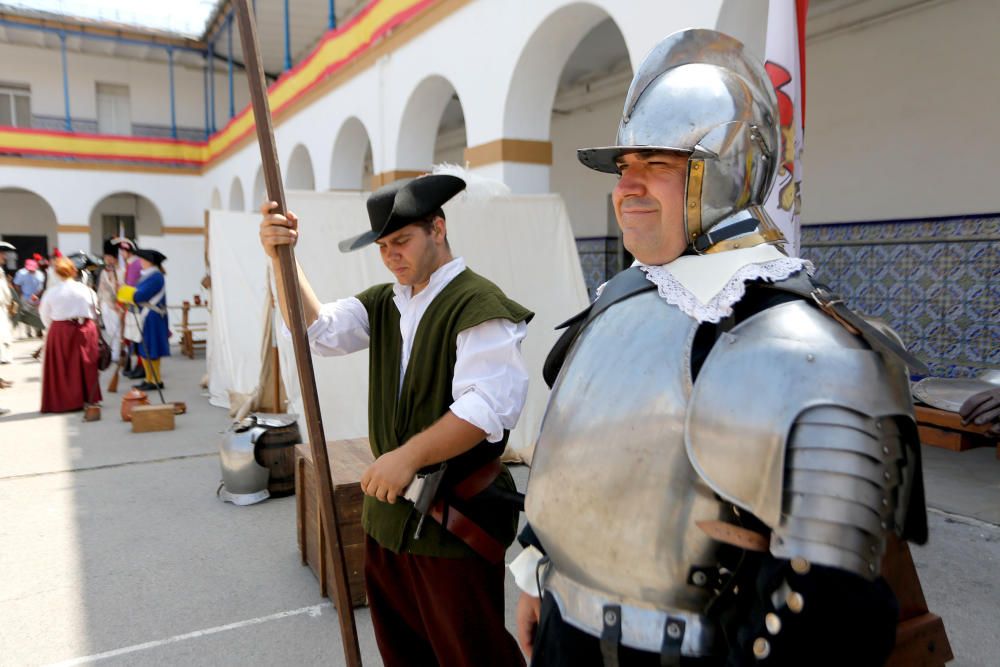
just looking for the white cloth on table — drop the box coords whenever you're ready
[283,256,530,443]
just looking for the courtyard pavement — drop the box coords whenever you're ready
[0,335,998,666]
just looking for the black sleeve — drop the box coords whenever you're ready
[517,522,546,554]
[721,554,898,666]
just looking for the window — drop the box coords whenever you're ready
[96,83,131,135]
[0,83,31,128]
[102,215,136,241]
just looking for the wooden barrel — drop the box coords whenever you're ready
[254,420,301,497]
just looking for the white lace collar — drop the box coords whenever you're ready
[630,245,813,323]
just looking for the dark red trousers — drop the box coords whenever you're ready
[41,319,102,413]
[364,536,525,667]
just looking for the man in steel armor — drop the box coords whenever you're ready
[510,29,928,666]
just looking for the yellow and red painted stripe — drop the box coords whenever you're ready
[0,0,434,170]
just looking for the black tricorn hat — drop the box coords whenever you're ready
[338,174,465,253]
[136,248,167,266]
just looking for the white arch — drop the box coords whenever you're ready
[0,187,59,261]
[87,192,164,251]
[285,144,316,190]
[330,116,374,190]
[209,187,222,210]
[503,3,616,141]
[396,75,463,171]
[252,167,266,208]
[228,177,245,211]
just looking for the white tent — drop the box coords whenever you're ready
[207,190,589,462]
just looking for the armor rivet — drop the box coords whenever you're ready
[883,471,891,481]
[689,201,697,208]
[765,613,782,635]
[604,610,618,626]
[667,622,682,639]
[692,163,701,170]
[786,591,804,613]
[882,446,890,456]
[876,421,883,430]
[870,545,878,554]
[881,521,888,530]
[882,498,889,507]
[753,637,771,659]
[869,563,876,573]
[806,354,815,362]
[791,557,810,575]
[692,571,708,586]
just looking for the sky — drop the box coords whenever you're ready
[3,0,222,37]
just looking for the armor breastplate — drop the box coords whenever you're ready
[526,290,723,654]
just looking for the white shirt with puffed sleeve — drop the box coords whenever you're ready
[283,257,529,442]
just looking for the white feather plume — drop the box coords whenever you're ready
[432,163,511,201]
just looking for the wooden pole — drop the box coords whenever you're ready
[232,2,362,665]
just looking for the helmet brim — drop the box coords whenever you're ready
[577,146,692,173]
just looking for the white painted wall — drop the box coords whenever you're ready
[803,0,1000,223]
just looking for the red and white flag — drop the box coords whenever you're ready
[763,0,808,256]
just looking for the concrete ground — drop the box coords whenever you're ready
[1,335,998,666]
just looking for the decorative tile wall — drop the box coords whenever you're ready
[801,214,999,378]
[575,236,622,298]
[573,216,997,378]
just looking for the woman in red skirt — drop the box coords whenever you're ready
[38,257,102,413]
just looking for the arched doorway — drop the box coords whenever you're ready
[88,192,164,252]
[396,75,467,174]
[286,144,316,190]
[330,116,374,190]
[0,187,58,269]
[228,177,245,211]
[252,167,266,209]
[506,7,632,294]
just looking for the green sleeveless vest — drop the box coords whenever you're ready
[355,268,533,558]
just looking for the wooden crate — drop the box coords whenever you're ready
[130,404,175,432]
[915,404,997,456]
[295,438,373,608]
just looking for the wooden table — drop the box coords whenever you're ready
[168,302,208,358]
[915,404,999,458]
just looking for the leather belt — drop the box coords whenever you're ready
[426,459,506,564]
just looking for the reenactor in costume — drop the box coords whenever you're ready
[259,175,531,667]
[117,249,169,391]
[512,29,927,666]
[98,239,125,365]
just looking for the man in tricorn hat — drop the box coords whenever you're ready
[259,174,531,666]
[511,29,928,666]
[117,248,169,391]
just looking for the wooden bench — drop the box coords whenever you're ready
[175,301,208,359]
[915,404,999,458]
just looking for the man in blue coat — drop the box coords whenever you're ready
[118,249,169,390]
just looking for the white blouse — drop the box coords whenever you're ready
[39,278,98,328]
[285,257,530,443]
